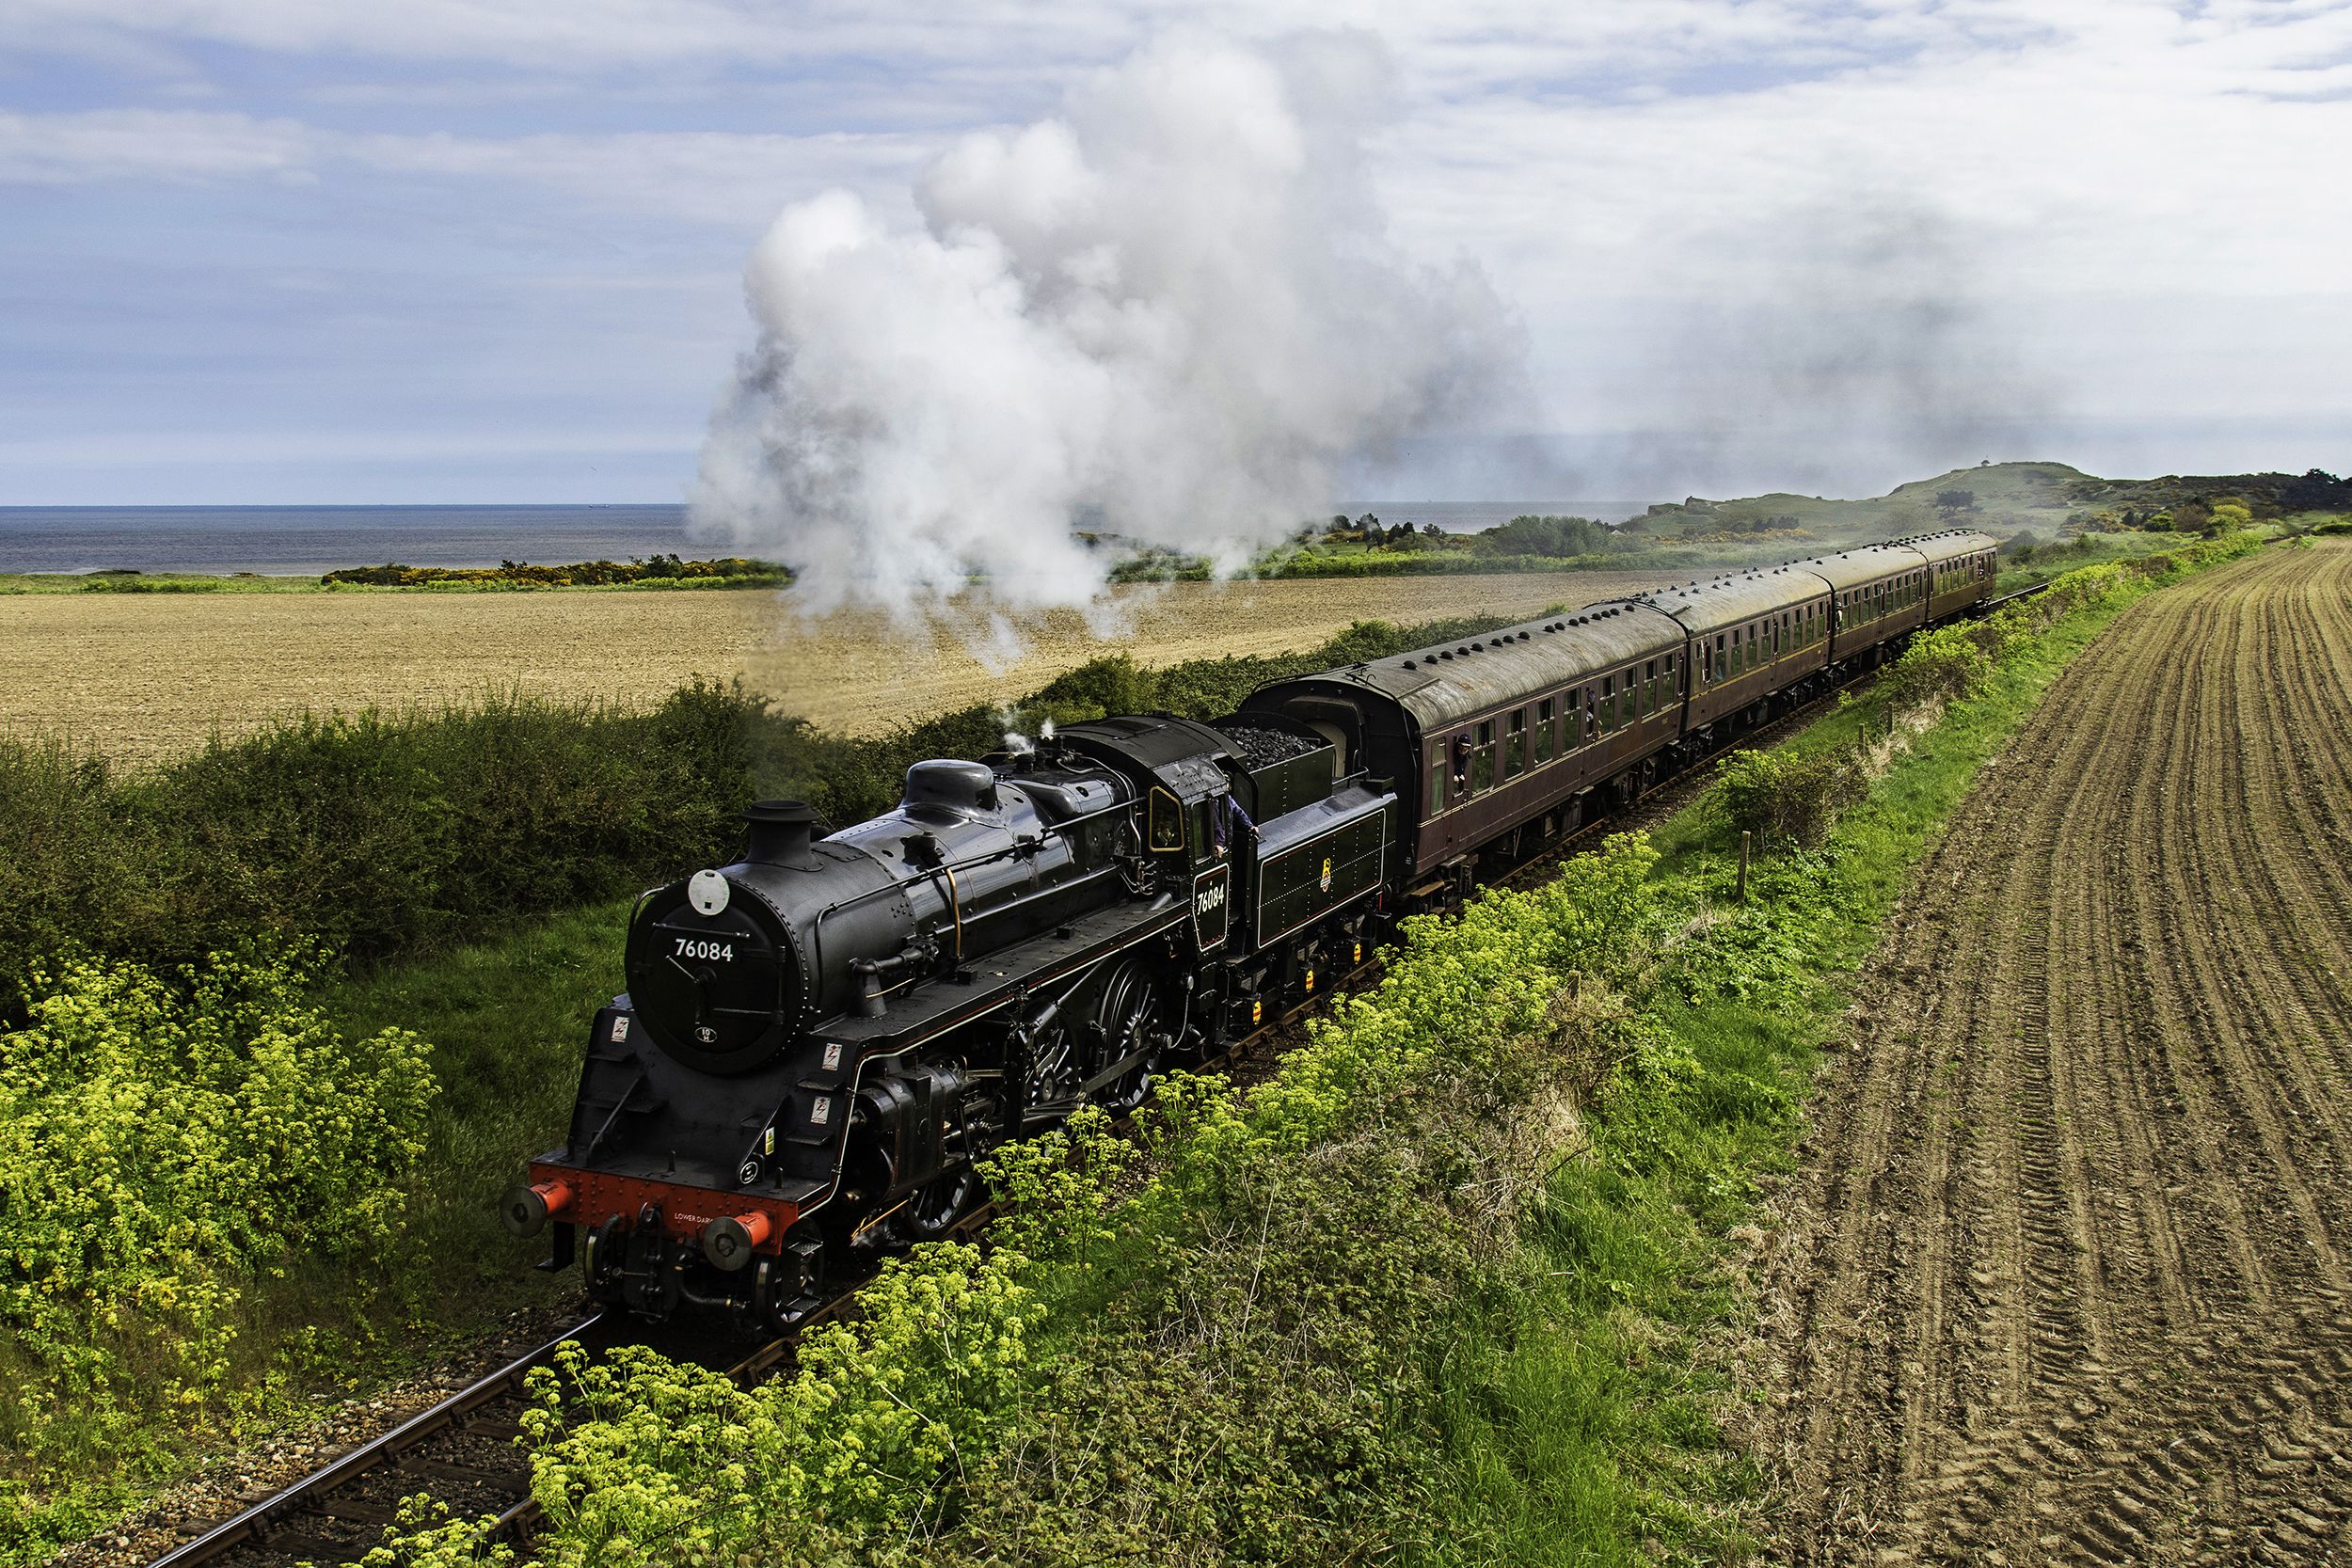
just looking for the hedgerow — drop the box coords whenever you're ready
[320,555,787,589]
[0,948,436,1485]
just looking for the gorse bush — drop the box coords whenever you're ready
[0,948,436,1473]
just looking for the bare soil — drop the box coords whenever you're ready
[0,573,1652,763]
[1761,540,2352,1563]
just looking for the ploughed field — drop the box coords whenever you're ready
[1766,540,2352,1563]
[0,572,1653,762]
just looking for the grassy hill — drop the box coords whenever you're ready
[1628,460,2350,548]
[1627,460,2090,544]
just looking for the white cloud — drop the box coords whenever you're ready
[0,107,937,226]
[0,108,312,182]
[5,1,2348,505]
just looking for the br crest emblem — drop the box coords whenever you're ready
[1319,856,1333,893]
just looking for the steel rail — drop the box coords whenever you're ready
[145,1313,608,1568]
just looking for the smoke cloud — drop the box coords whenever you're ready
[689,31,1524,619]
[1620,203,2060,500]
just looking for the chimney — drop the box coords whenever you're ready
[743,800,820,866]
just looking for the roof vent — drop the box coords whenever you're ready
[1439,649,1454,660]
[1402,658,1417,670]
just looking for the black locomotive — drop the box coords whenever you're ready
[502,529,1999,1326]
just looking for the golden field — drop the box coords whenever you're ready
[0,573,1661,763]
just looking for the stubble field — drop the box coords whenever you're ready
[1764,540,2352,1563]
[0,572,1656,762]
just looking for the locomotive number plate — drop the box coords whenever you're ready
[674,937,736,962]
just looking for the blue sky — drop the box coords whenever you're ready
[3,1,2348,507]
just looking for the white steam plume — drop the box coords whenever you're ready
[690,31,1525,619]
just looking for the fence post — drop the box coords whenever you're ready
[1738,830,1751,903]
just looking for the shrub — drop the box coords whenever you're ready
[0,948,436,1470]
[1885,624,1993,709]
[1712,746,1866,847]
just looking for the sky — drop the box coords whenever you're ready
[3,0,2348,509]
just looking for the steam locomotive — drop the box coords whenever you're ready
[502,530,2000,1326]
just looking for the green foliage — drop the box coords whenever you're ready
[1477,514,1616,558]
[1884,623,1994,709]
[463,1243,1043,1568]
[0,948,436,1481]
[1711,746,1867,847]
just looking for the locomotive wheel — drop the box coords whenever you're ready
[1097,1052,1158,1116]
[905,1165,977,1240]
[1089,958,1166,1116]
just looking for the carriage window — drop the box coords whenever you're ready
[1597,675,1614,735]
[1535,697,1555,763]
[1471,720,1495,791]
[1504,709,1526,778]
[1644,659,1659,714]
[1429,755,1447,817]
[1666,652,1680,696]
[1148,786,1184,850]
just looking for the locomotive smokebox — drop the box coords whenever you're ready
[744,800,821,866]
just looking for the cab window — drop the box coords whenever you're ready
[1148,786,1184,850]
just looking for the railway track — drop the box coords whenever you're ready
[144,1314,612,1568]
[135,588,2017,1568]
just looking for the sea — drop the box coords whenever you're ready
[0,500,1649,577]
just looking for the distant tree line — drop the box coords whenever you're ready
[321,554,788,588]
